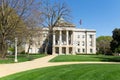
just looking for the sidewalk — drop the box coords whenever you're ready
[0,55,56,78]
[0,55,120,78]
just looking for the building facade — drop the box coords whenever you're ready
[25,19,96,54]
[52,27,96,55]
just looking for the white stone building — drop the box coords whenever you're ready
[25,19,96,55]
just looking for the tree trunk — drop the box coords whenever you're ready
[27,44,30,53]
[45,35,49,54]
[27,41,31,56]
[1,40,7,59]
[45,45,48,54]
[44,28,53,55]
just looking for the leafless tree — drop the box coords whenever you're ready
[41,0,71,54]
[25,8,44,54]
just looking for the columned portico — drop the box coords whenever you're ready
[51,18,96,55]
[53,29,75,55]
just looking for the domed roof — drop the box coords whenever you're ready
[55,18,75,27]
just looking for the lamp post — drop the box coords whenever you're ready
[14,37,18,62]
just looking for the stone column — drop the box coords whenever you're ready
[72,31,75,55]
[52,31,55,55]
[66,30,69,45]
[59,30,62,45]
[66,30,69,55]
[59,30,62,54]
[53,31,55,45]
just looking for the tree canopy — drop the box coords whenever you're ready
[96,36,112,55]
[0,0,37,58]
[110,28,120,54]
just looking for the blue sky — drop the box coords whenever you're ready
[57,0,120,37]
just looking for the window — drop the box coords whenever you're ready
[78,35,80,38]
[83,49,85,53]
[82,35,85,38]
[77,41,80,46]
[82,41,85,46]
[78,49,80,53]
[90,35,93,38]
[90,49,93,53]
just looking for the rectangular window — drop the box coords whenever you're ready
[78,49,80,53]
[83,49,85,53]
[82,35,85,38]
[77,41,80,46]
[82,41,85,46]
[90,35,93,38]
[90,49,93,53]
[78,35,80,38]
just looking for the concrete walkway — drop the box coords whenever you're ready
[0,55,120,78]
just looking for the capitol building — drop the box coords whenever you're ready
[25,19,96,55]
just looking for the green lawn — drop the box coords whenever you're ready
[0,54,47,64]
[49,55,120,62]
[0,64,120,80]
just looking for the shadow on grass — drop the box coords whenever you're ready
[95,56,120,62]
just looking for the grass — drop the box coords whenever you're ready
[0,54,47,64]
[49,55,120,62]
[0,64,120,80]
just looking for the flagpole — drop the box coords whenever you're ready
[80,19,82,28]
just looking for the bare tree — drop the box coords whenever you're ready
[25,8,43,54]
[41,0,71,54]
[0,0,37,58]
